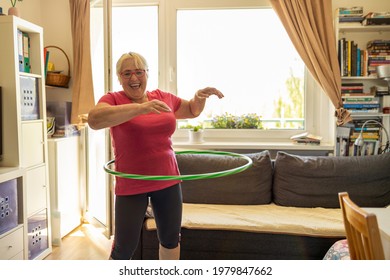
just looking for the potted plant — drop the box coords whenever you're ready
[211,112,263,129]
[182,123,204,143]
[8,0,23,17]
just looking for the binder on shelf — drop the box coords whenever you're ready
[17,29,24,72]
[44,48,50,78]
[336,126,351,156]
[22,32,31,73]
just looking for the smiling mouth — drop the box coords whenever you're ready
[130,83,141,89]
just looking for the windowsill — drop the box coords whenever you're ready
[173,140,334,151]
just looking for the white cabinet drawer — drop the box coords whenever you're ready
[10,251,24,260]
[0,227,24,260]
[22,122,44,167]
[26,166,47,216]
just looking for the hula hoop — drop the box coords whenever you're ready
[104,150,253,181]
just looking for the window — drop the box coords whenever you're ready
[111,6,159,92]
[90,0,332,143]
[177,8,305,130]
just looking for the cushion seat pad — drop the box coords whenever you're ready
[145,203,346,238]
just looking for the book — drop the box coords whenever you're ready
[357,48,361,76]
[338,38,344,75]
[341,93,375,98]
[354,127,381,132]
[343,97,379,102]
[22,32,31,73]
[290,132,322,145]
[338,7,364,17]
[351,132,380,140]
[348,109,380,113]
[364,13,390,26]
[339,16,364,23]
[17,29,23,72]
[343,103,380,109]
[341,82,364,87]
[44,48,50,78]
[341,89,364,93]
[351,42,357,76]
[343,101,380,105]
[364,17,390,26]
[348,40,352,76]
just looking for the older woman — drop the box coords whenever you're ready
[88,52,223,260]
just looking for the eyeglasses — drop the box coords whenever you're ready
[120,69,146,79]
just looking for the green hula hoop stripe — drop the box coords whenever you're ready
[104,150,253,181]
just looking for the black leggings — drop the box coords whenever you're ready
[110,184,182,260]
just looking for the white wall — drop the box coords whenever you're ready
[0,0,73,103]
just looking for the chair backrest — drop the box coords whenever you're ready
[338,192,385,260]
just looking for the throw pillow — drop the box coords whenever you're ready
[273,151,390,208]
[177,150,273,205]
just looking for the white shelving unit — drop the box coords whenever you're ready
[335,19,390,156]
[0,16,51,260]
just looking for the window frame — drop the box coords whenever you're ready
[163,0,333,143]
[105,0,334,145]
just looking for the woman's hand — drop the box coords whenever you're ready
[174,87,224,119]
[195,87,224,100]
[88,100,171,130]
[140,100,172,114]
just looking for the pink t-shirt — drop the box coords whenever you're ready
[98,89,182,195]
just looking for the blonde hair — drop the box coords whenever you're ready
[116,52,149,79]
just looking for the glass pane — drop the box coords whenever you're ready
[111,6,159,92]
[89,0,110,231]
[177,9,305,129]
[90,3,105,101]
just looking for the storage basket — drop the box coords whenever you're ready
[44,45,71,88]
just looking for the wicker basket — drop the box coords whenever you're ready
[45,45,71,88]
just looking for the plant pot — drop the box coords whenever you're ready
[188,129,204,143]
[47,117,56,137]
[8,7,20,17]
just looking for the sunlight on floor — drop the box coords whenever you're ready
[44,223,112,260]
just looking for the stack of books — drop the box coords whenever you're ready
[341,83,380,114]
[350,118,383,156]
[337,117,383,156]
[367,40,390,77]
[338,7,364,23]
[371,85,389,96]
[363,12,390,26]
[290,132,322,145]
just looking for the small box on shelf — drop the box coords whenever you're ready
[0,179,18,235]
[20,76,39,121]
[27,209,48,260]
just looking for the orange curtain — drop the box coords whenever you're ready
[270,0,351,125]
[69,0,95,124]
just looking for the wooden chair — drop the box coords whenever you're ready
[338,192,385,260]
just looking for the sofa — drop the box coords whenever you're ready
[133,150,390,260]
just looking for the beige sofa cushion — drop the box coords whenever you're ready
[145,203,345,238]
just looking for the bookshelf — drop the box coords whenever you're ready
[0,16,51,259]
[334,15,390,156]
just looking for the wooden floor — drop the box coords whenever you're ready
[44,223,113,260]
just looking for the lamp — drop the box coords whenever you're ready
[354,119,390,154]
[377,65,390,94]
